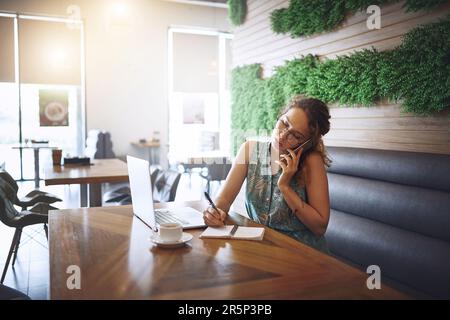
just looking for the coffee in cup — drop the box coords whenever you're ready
[158,223,183,242]
[52,149,62,166]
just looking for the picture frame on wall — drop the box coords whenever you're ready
[39,89,69,127]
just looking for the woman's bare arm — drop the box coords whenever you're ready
[279,152,330,236]
[203,141,255,226]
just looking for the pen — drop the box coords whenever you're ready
[204,191,225,223]
[204,191,218,211]
[229,224,238,236]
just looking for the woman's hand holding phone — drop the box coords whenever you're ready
[275,139,311,189]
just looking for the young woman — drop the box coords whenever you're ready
[203,96,332,253]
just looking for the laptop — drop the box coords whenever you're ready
[126,155,206,231]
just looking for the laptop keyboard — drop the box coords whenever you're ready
[154,209,189,225]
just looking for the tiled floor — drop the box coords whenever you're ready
[0,170,245,299]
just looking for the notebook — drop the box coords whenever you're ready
[200,225,265,241]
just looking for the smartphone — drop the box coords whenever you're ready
[292,138,312,153]
[279,139,313,167]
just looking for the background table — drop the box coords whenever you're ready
[44,158,128,207]
[131,141,160,165]
[49,200,408,299]
[12,143,57,188]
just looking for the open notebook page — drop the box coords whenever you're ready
[232,226,265,240]
[199,226,234,238]
[200,225,265,240]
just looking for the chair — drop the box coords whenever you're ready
[116,169,181,205]
[104,168,161,204]
[0,284,30,300]
[152,170,181,203]
[200,159,232,194]
[85,130,115,159]
[0,170,61,211]
[0,181,48,284]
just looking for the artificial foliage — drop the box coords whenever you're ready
[230,17,450,154]
[227,0,247,26]
[270,0,448,37]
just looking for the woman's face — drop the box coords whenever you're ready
[271,108,310,153]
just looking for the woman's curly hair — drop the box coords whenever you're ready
[278,96,332,184]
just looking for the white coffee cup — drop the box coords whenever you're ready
[158,223,183,242]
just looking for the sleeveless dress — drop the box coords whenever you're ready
[245,141,329,253]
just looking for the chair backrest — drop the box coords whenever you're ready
[0,182,20,227]
[152,170,181,202]
[205,163,232,181]
[0,177,17,202]
[85,130,116,159]
[0,170,19,193]
[150,168,160,191]
[0,284,30,300]
[324,146,450,298]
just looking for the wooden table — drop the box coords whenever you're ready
[44,159,128,207]
[131,141,160,165]
[49,200,408,299]
[13,143,57,187]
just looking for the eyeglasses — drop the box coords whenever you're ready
[276,116,307,145]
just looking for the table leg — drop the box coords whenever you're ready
[89,183,102,207]
[149,147,160,165]
[80,184,88,207]
[148,147,152,165]
[34,148,40,188]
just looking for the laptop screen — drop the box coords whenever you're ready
[127,155,156,230]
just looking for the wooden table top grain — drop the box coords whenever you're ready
[49,201,408,299]
[44,158,129,185]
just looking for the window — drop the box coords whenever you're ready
[0,12,85,180]
[168,27,233,165]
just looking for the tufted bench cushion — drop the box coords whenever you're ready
[324,147,450,298]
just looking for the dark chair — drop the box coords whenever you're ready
[84,130,115,159]
[0,170,61,211]
[152,170,181,203]
[0,181,48,284]
[104,168,160,204]
[103,183,132,204]
[118,169,181,205]
[200,159,232,194]
[0,284,30,300]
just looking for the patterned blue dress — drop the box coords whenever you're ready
[245,141,329,253]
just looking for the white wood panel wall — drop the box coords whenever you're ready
[231,0,450,155]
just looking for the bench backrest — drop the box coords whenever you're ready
[324,146,450,298]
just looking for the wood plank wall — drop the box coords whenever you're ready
[231,0,450,155]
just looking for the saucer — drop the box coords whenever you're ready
[150,232,193,248]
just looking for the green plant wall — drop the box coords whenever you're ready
[227,0,247,26]
[230,17,450,154]
[271,0,449,38]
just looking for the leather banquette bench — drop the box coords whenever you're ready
[324,147,450,298]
